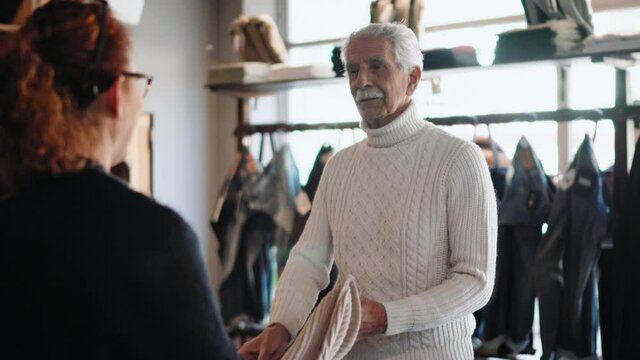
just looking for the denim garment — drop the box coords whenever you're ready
[248,145,303,272]
[474,136,509,202]
[534,136,608,360]
[500,137,553,228]
[481,137,554,356]
[473,137,509,344]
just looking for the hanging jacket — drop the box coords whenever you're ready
[211,150,261,282]
[472,136,510,345]
[534,135,608,360]
[499,137,553,227]
[618,138,640,359]
[249,145,304,273]
[211,145,303,324]
[218,212,275,325]
[474,136,510,202]
[480,137,554,356]
[304,144,334,203]
[290,144,334,252]
[211,150,273,324]
[598,167,615,360]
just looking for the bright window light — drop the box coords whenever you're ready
[283,2,639,183]
[568,63,615,110]
[591,7,640,36]
[421,22,526,65]
[286,0,371,43]
[568,120,616,171]
[423,0,524,27]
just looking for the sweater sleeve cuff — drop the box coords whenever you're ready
[268,317,300,344]
[269,285,315,340]
[382,299,415,336]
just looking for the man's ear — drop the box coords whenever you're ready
[106,76,124,118]
[406,66,422,96]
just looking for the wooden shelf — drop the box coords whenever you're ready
[207,45,640,96]
[207,77,343,96]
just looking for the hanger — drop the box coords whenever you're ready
[591,118,600,144]
[469,115,504,169]
[468,115,480,142]
[258,133,266,165]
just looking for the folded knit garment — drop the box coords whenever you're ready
[282,275,361,360]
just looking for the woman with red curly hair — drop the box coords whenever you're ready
[0,1,238,359]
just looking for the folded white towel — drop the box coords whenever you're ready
[282,275,361,360]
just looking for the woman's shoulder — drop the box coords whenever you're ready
[54,167,196,239]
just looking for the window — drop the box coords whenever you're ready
[283,1,640,183]
[286,0,371,44]
[568,120,616,171]
[421,22,525,64]
[422,0,523,28]
[591,6,640,36]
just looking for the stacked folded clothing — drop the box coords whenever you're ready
[583,33,640,54]
[267,63,334,82]
[208,62,271,85]
[422,46,480,70]
[494,19,583,64]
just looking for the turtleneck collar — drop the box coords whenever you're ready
[360,101,425,148]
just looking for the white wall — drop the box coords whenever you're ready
[130,0,216,258]
[129,0,280,290]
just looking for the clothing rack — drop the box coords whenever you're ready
[217,65,639,215]
[234,106,640,136]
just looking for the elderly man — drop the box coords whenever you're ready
[239,22,497,359]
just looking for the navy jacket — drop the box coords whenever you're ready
[534,136,607,359]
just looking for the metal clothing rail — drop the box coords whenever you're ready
[234,106,640,136]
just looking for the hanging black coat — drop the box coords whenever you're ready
[618,138,640,359]
[534,136,608,360]
[472,136,509,344]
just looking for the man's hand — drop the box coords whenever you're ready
[238,323,291,360]
[357,297,388,341]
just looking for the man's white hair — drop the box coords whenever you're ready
[342,23,423,73]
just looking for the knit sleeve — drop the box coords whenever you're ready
[382,143,498,336]
[269,159,335,339]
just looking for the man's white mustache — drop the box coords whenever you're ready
[355,88,384,101]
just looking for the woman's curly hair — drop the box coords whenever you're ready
[0,1,130,195]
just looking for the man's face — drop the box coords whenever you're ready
[346,37,417,128]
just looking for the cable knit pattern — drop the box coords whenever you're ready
[270,102,498,359]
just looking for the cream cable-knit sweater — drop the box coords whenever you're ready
[270,101,497,359]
